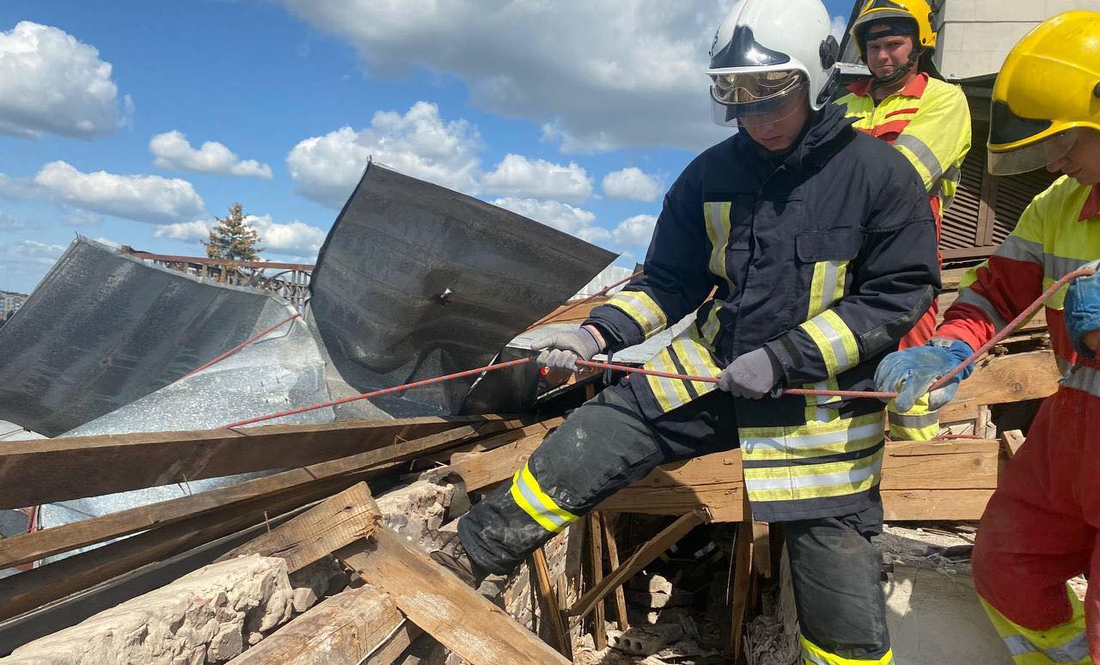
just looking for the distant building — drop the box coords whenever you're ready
[0,291,28,320]
[838,0,1100,265]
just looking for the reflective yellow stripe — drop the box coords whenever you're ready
[703,201,733,291]
[643,347,692,413]
[700,301,721,345]
[803,377,841,422]
[888,394,939,441]
[979,591,1090,665]
[801,636,895,664]
[743,447,884,501]
[808,260,849,319]
[509,462,578,533]
[606,290,667,338]
[740,412,884,462]
[800,310,860,376]
[671,337,720,397]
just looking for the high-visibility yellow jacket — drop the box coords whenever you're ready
[837,73,972,221]
[939,177,1100,396]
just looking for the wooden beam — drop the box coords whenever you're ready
[567,509,709,620]
[0,487,330,622]
[600,513,630,631]
[587,513,607,651]
[1001,429,1026,458]
[0,415,521,509]
[752,521,771,579]
[217,482,380,573]
[0,421,510,568]
[228,584,418,665]
[339,528,571,665]
[530,547,570,657]
[939,350,1060,424]
[422,420,562,491]
[598,439,1000,523]
[729,519,755,660]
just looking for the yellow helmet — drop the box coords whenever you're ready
[850,0,936,62]
[988,11,1100,175]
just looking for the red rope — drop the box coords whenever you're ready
[929,267,1094,391]
[222,357,533,428]
[184,312,302,378]
[223,267,1096,429]
[526,270,643,331]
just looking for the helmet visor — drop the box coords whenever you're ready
[710,69,804,111]
[987,129,1078,176]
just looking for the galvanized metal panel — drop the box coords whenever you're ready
[309,162,616,413]
[0,238,309,436]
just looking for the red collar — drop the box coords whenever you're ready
[846,72,930,99]
[1080,185,1100,221]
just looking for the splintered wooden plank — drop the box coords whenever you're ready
[0,486,331,623]
[600,513,630,631]
[426,419,563,491]
[228,583,418,665]
[530,547,570,657]
[0,421,511,568]
[0,415,522,509]
[587,513,607,650]
[939,350,1061,424]
[338,528,570,665]
[218,482,380,573]
[598,439,1000,523]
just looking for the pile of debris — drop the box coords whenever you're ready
[0,164,1058,664]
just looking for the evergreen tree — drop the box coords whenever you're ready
[205,202,264,261]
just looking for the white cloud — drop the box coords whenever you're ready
[612,214,657,247]
[31,161,206,225]
[149,131,273,179]
[0,21,131,139]
[246,214,327,256]
[20,239,65,260]
[602,167,663,202]
[153,214,327,258]
[831,15,849,43]
[0,213,35,231]
[481,154,592,202]
[93,236,121,249]
[154,220,211,243]
[59,210,103,227]
[274,1,730,153]
[490,196,609,243]
[287,101,482,208]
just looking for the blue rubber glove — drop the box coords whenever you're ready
[1064,260,1100,358]
[874,338,975,412]
[718,347,782,399]
[530,326,604,370]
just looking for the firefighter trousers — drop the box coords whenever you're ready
[972,382,1100,664]
[458,382,894,663]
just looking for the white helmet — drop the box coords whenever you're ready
[707,0,840,127]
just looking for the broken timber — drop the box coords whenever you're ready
[0,414,524,509]
[0,420,527,568]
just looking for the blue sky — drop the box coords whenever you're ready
[0,0,854,294]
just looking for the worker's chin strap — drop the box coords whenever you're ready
[871,47,920,88]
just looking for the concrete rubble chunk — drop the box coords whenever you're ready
[1,556,294,665]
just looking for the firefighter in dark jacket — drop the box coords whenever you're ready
[433,0,940,661]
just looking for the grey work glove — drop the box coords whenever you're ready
[718,347,783,399]
[530,326,604,370]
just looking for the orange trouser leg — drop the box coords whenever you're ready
[972,387,1098,663]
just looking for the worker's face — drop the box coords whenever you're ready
[739,91,810,153]
[865,31,916,80]
[1048,129,1100,186]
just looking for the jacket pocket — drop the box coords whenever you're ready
[796,229,863,320]
[795,228,863,264]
